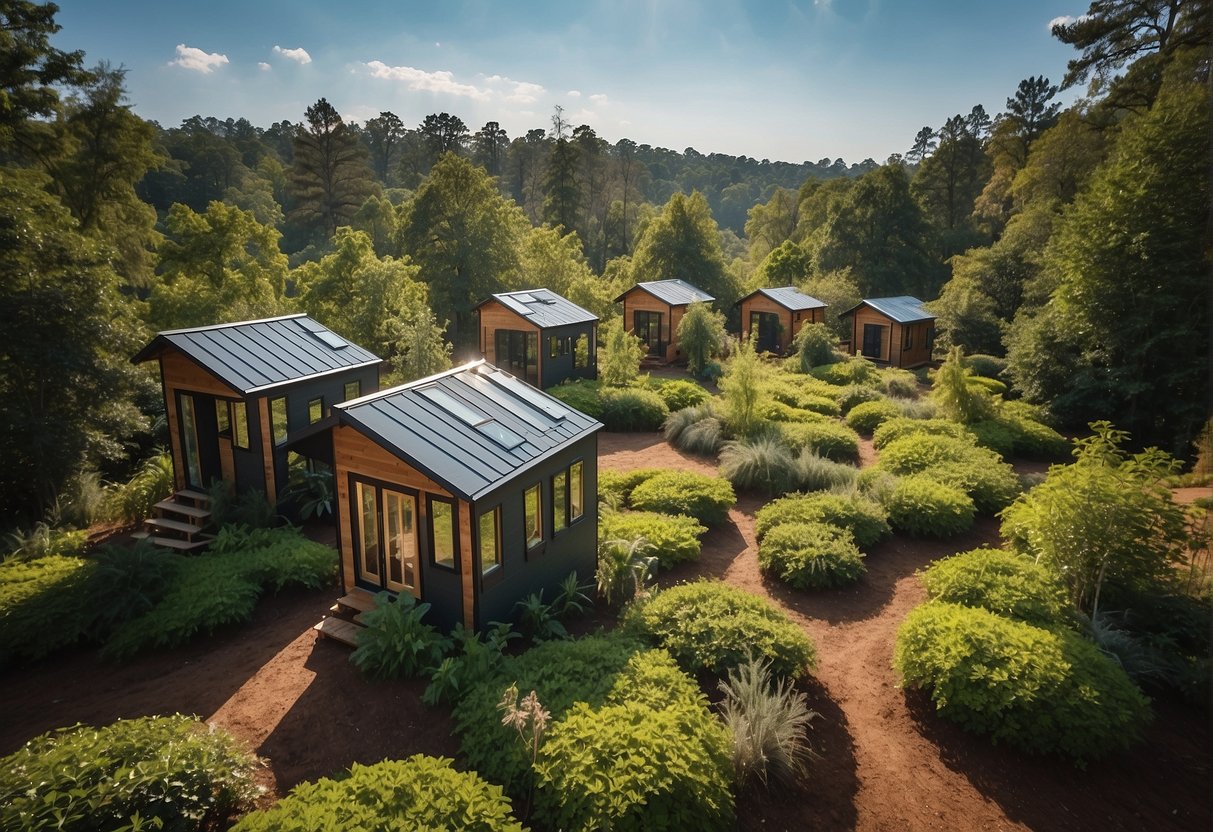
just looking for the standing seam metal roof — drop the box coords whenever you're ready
[336,360,602,502]
[131,314,381,393]
[841,296,935,324]
[478,288,598,328]
[617,279,714,306]
[740,286,827,312]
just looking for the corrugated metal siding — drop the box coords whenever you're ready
[487,289,598,329]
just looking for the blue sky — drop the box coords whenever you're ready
[51,1,1086,163]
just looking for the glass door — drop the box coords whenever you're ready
[634,310,662,355]
[862,324,885,359]
[383,489,418,595]
[178,393,203,489]
[355,480,381,586]
[752,311,781,353]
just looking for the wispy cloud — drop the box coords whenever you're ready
[169,44,229,74]
[492,77,545,104]
[273,45,312,64]
[365,61,491,100]
[567,90,581,98]
[257,62,271,71]
[590,93,609,104]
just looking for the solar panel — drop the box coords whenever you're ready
[483,369,569,420]
[312,329,348,349]
[295,318,326,333]
[419,386,487,426]
[462,373,553,431]
[513,292,536,303]
[477,419,525,450]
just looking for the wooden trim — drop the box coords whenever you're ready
[459,499,475,628]
[258,397,276,505]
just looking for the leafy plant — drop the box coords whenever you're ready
[676,301,728,375]
[278,468,334,519]
[845,399,902,434]
[777,420,861,463]
[719,435,801,496]
[759,521,866,589]
[877,433,1019,512]
[0,555,98,667]
[515,590,569,642]
[596,537,659,608]
[880,367,921,398]
[793,322,841,370]
[872,417,972,450]
[754,491,890,547]
[624,580,817,679]
[931,346,996,423]
[920,548,1068,627]
[598,467,663,508]
[630,471,736,526]
[719,655,819,788]
[4,522,88,561]
[601,511,706,568]
[231,756,522,831]
[884,475,976,538]
[809,357,877,385]
[89,540,183,631]
[600,386,670,431]
[835,383,885,414]
[1,715,260,832]
[350,592,452,680]
[658,378,712,411]
[601,318,646,387]
[552,571,593,618]
[422,621,518,706]
[104,453,174,524]
[720,335,767,437]
[549,379,604,419]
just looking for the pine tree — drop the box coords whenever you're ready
[288,98,378,239]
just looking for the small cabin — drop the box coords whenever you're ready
[132,315,382,505]
[327,360,601,630]
[736,287,827,354]
[615,279,714,363]
[840,297,936,369]
[475,289,598,389]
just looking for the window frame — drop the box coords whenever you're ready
[523,482,543,554]
[569,459,585,523]
[427,495,459,572]
[215,399,232,438]
[478,505,503,586]
[903,326,913,350]
[270,396,288,446]
[231,400,250,449]
[552,469,568,534]
[308,396,324,424]
[344,379,362,401]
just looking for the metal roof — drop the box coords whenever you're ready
[840,296,935,324]
[132,314,382,394]
[477,288,598,328]
[738,286,828,312]
[335,360,602,502]
[616,279,715,306]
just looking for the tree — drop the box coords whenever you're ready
[599,318,644,387]
[1005,76,1061,141]
[930,346,995,423]
[0,168,148,521]
[0,0,91,146]
[801,268,861,340]
[755,239,811,287]
[720,335,766,437]
[363,111,406,184]
[793,323,840,371]
[288,98,379,239]
[632,190,737,307]
[472,121,509,177]
[906,127,937,164]
[393,304,452,382]
[542,136,580,232]
[744,187,799,266]
[516,224,593,298]
[911,114,990,253]
[419,112,468,165]
[675,302,726,375]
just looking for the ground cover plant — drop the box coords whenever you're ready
[629,471,736,526]
[600,510,706,568]
[231,755,523,831]
[759,521,866,589]
[754,491,890,548]
[0,715,260,831]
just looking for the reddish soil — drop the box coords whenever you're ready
[1,431,1209,831]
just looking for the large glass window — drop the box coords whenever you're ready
[479,507,501,577]
[216,400,231,436]
[344,379,361,401]
[524,483,542,549]
[356,480,380,580]
[384,489,418,592]
[552,470,568,533]
[232,401,249,449]
[308,397,323,423]
[270,397,288,445]
[570,460,584,522]
[430,499,456,569]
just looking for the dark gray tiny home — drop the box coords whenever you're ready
[475,289,598,389]
[326,360,601,631]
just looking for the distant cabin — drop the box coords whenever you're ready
[475,289,598,389]
[736,287,827,354]
[327,360,601,630]
[132,314,382,505]
[841,297,936,369]
[614,279,715,362]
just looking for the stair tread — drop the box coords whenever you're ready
[335,589,378,614]
[143,516,204,535]
[313,617,362,647]
[176,488,212,504]
[140,535,211,552]
[153,499,211,519]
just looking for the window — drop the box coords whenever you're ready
[344,380,361,401]
[270,397,288,445]
[570,460,584,522]
[903,327,913,350]
[524,483,542,549]
[216,400,231,436]
[479,507,501,578]
[548,335,570,358]
[232,401,250,449]
[574,334,589,369]
[429,498,456,570]
[356,480,380,581]
[308,397,323,424]
[553,470,568,533]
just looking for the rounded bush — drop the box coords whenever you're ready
[549,379,604,418]
[599,468,664,508]
[1,715,259,832]
[759,522,866,589]
[963,354,1007,379]
[877,433,1019,513]
[877,433,990,473]
[969,375,1008,396]
[630,471,736,526]
[809,358,878,386]
[885,475,975,538]
[925,460,1021,513]
[601,387,670,431]
[624,580,817,678]
[658,379,711,411]
[777,420,860,463]
[845,399,902,434]
[719,436,800,496]
[872,417,971,450]
[881,368,921,398]
[600,510,706,568]
[757,399,828,423]
[921,548,1068,626]
[231,756,522,831]
[968,419,1018,458]
[754,491,890,547]
[894,602,1151,763]
[835,383,885,414]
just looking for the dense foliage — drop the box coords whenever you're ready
[758,521,867,589]
[920,548,1068,627]
[754,491,890,548]
[600,510,707,568]
[884,476,976,538]
[629,471,736,526]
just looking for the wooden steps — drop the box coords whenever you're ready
[313,617,362,647]
[138,490,214,553]
[333,589,378,615]
[152,499,211,520]
[315,589,379,648]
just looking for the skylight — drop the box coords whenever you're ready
[482,369,569,420]
[477,420,525,450]
[419,384,529,451]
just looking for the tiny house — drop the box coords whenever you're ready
[475,289,598,389]
[736,287,827,354]
[132,314,382,505]
[615,279,714,362]
[327,360,601,630]
[840,297,936,368]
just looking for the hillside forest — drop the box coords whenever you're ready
[1,0,1209,527]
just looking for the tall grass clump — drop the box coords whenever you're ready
[719,655,819,788]
[719,435,800,496]
[664,402,725,455]
[794,451,860,492]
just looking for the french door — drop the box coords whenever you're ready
[495,329,539,386]
[751,311,781,353]
[862,324,885,360]
[634,310,663,355]
[353,478,419,596]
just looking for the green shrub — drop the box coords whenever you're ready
[881,368,921,398]
[890,396,938,420]
[872,417,971,450]
[601,386,670,431]
[630,471,736,526]
[995,411,1071,460]
[846,399,902,434]
[719,436,801,496]
[835,383,885,414]
[894,602,1151,763]
[969,419,1018,458]
[4,522,89,560]
[665,402,726,455]
[809,357,878,386]
[600,511,706,568]
[719,655,819,788]
[88,541,183,632]
[759,522,866,589]
[793,322,840,371]
[231,756,522,832]
[885,476,975,538]
[877,433,1019,512]
[764,378,840,416]
[777,420,860,463]
[924,460,1021,513]
[921,548,1068,626]
[794,451,860,492]
[599,468,663,508]
[757,398,828,423]
[856,467,901,503]
[105,453,174,524]
[970,375,1008,396]
[964,354,1007,379]
[351,592,452,680]
[0,715,260,832]
[0,555,99,667]
[423,622,518,706]
[754,491,890,547]
[624,580,817,678]
[658,378,712,411]
[931,346,996,423]
[550,379,604,419]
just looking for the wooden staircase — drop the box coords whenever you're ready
[131,489,215,553]
[313,588,378,647]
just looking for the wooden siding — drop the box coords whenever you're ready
[218,437,234,482]
[621,287,684,362]
[478,301,541,373]
[458,500,475,629]
[739,295,792,352]
[159,350,242,492]
[849,307,934,368]
[257,397,277,505]
[851,306,893,363]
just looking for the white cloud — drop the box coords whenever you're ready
[365,61,491,100]
[590,93,609,104]
[273,45,312,64]
[257,62,271,71]
[504,80,545,104]
[169,44,229,74]
[567,90,581,98]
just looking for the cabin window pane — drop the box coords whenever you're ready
[344,380,361,401]
[524,483,542,548]
[570,460,584,521]
[430,500,456,569]
[574,334,589,368]
[553,470,568,533]
[308,397,323,423]
[549,335,560,358]
[271,397,288,445]
[479,508,501,577]
[232,401,249,449]
[216,400,230,436]
[357,480,380,579]
[903,327,913,349]
[385,490,417,591]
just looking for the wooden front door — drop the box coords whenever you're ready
[861,324,885,360]
[751,311,781,353]
[352,477,421,597]
[634,310,663,356]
